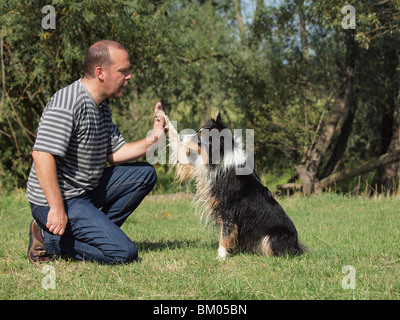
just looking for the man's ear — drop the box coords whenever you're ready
[95,66,105,81]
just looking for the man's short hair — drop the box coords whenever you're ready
[84,40,127,78]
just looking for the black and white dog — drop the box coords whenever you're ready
[156,110,307,259]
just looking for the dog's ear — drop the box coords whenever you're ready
[212,109,223,125]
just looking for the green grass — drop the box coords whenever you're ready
[0,190,399,300]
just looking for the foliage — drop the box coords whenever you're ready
[0,0,233,191]
[0,0,399,193]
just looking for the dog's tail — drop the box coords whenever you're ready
[261,235,309,257]
[298,241,309,254]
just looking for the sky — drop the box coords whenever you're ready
[241,0,283,24]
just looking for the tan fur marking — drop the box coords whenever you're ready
[219,223,238,251]
[210,198,219,209]
[185,139,201,152]
[259,236,274,256]
[175,163,193,183]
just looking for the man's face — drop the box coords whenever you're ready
[103,48,131,99]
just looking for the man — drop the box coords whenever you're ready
[26,40,165,264]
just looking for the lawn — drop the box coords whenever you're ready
[0,190,399,300]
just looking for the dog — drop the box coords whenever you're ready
[155,110,307,260]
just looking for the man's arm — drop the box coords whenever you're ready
[106,137,159,166]
[107,102,165,166]
[32,150,68,236]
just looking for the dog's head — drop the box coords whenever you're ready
[196,112,231,168]
[176,111,246,174]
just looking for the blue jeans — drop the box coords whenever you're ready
[30,162,157,264]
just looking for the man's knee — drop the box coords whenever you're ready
[124,162,157,185]
[134,162,157,191]
[146,164,157,189]
[122,242,138,263]
[141,162,156,180]
[108,241,138,264]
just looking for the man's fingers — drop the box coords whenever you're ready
[46,222,65,236]
[55,228,64,236]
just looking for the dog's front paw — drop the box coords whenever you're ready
[217,246,227,260]
[154,110,165,121]
[154,110,169,133]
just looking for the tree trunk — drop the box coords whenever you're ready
[232,0,246,48]
[373,99,400,193]
[373,126,400,193]
[296,0,309,61]
[295,30,358,194]
[320,149,400,188]
[371,44,399,193]
[278,149,400,192]
[321,79,359,179]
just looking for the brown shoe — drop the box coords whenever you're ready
[28,220,50,263]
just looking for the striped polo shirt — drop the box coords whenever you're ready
[26,79,126,206]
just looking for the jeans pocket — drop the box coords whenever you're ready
[30,203,49,229]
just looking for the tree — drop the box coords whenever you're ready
[1,0,399,196]
[0,0,233,190]
[225,0,400,194]
[295,28,359,194]
[368,1,400,193]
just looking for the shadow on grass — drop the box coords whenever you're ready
[135,239,311,258]
[135,239,217,252]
